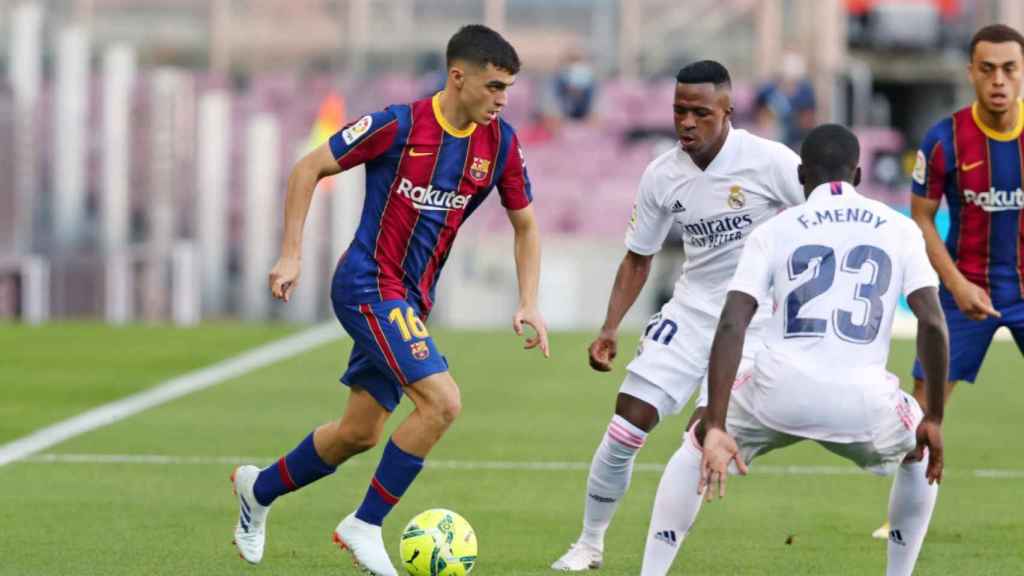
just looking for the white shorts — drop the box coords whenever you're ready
[620,299,764,419]
[720,372,923,476]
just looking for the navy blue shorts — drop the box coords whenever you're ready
[332,298,448,411]
[912,293,1024,383]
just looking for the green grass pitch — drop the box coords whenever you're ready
[1,324,1021,574]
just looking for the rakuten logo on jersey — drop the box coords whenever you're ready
[963,188,1024,211]
[396,177,472,211]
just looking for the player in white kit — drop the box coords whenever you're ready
[639,124,948,576]
[552,61,804,571]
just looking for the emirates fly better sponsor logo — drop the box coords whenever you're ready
[963,187,1024,211]
[396,177,472,211]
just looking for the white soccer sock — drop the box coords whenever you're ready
[886,457,939,576]
[578,415,648,550]
[640,430,704,576]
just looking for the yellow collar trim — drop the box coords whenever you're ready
[971,100,1024,141]
[432,92,476,138]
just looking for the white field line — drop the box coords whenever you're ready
[0,323,344,467]
[19,453,1024,479]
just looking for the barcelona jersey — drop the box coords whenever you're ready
[912,100,1024,306]
[328,93,531,316]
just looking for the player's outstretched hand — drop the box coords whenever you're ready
[699,426,748,502]
[269,256,301,302]
[587,330,617,372]
[911,418,944,484]
[951,279,1001,321]
[513,306,550,358]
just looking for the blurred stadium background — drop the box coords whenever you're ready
[3,2,1024,575]
[2,0,1011,329]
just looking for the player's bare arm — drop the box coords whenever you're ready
[910,195,999,321]
[507,205,550,357]
[588,250,654,372]
[698,290,756,500]
[269,143,343,302]
[906,286,949,484]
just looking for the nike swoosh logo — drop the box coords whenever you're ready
[409,149,434,157]
[962,160,984,172]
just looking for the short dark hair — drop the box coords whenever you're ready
[969,24,1024,59]
[676,60,731,88]
[446,24,521,75]
[800,124,860,176]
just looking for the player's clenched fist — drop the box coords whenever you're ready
[588,329,617,372]
[269,256,301,302]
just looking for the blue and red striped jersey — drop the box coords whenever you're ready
[329,93,532,315]
[912,101,1024,305]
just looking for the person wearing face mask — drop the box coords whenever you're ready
[552,48,597,122]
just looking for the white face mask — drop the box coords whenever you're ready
[565,62,594,87]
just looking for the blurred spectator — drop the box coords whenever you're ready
[548,47,598,122]
[754,52,816,149]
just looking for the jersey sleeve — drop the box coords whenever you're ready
[624,165,672,255]
[771,143,805,207]
[328,108,400,171]
[911,120,949,201]
[497,133,532,210]
[727,225,773,302]
[901,224,940,296]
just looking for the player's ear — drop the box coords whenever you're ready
[449,65,465,89]
[852,166,862,187]
[797,164,806,186]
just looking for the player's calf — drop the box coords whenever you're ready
[553,392,656,570]
[314,418,383,465]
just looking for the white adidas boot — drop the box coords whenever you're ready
[333,513,399,576]
[551,541,603,571]
[231,465,271,564]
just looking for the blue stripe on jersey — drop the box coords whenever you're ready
[339,106,413,301]
[987,139,1023,305]
[401,133,471,299]
[941,124,962,262]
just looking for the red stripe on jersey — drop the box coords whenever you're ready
[417,125,498,309]
[925,140,945,201]
[277,458,297,491]
[337,120,399,171]
[372,101,438,301]
[360,304,408,386]
[953,108,992,292]
[398,113,445,308]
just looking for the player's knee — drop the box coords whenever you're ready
[614,392,660,432]
[337,422,381,454]
[433,392,462,428]
[422,387,462,430]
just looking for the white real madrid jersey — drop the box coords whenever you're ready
[728,181,939,442]
[625,127,805,316]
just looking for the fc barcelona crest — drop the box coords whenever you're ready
[410,341,430,361]
[470,156,491,181]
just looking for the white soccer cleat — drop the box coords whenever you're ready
[551,541,603,571]
[333,513,398,576]
[872,521,891,540]
[231,465,271,564]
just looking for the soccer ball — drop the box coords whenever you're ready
[399,508,477,576]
